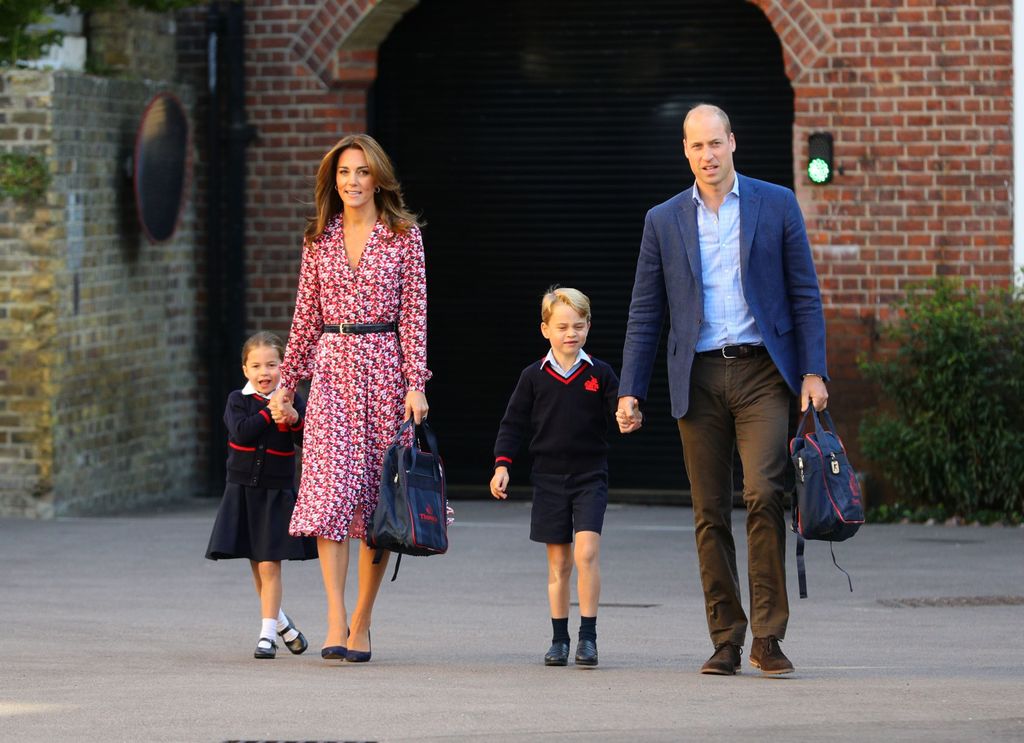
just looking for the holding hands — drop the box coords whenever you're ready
[616,396,643,434]
[268,388,298,426]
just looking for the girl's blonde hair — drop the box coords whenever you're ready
[241,331,285,366]
[304,134,420,244]
[541,286,592,324]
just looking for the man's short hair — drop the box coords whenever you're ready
[683,103,732,140]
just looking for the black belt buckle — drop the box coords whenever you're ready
[323,322,396,335]
[721,344,760,359]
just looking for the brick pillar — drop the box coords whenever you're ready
[0,70,60,517]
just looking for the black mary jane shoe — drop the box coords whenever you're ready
[277,613,309,655]
[346,630,371,663]
[544,641,570,666]
[321,645,347,660]
[254,637,277,660]
[574,639,598,667]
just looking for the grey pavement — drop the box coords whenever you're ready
[1,498,1023,742]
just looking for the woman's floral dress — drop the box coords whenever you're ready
[280,214,431,542]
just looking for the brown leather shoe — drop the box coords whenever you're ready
[700,643,741,675]
[749,636,794,675]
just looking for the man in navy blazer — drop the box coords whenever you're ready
[617,104,829,676]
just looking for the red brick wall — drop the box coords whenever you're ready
[178,1,380,334]
[177,0,1014,495]
[750,0,1013,469]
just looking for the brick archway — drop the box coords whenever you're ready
[306,0,835,86]
[745,0,835,82]
[291,0,419,88]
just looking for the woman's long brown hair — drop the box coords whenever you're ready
[303,134,420,244]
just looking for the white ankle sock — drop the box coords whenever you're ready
[276,609,299,642]
[260,618,277,640]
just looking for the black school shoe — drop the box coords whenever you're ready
[574,639,598,667]
[254,637,277,659]
[544,641,570,666]
[277,613,308,655]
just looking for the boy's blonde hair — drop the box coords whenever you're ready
[241,331,286,366]
[541,286,592,324]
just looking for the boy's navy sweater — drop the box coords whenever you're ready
[224,390,306,489]
[494,356,619,475]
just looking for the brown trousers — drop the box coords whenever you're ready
[677,353,791,646]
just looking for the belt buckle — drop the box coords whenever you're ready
[340,323,353,334]
[721,345,739,359]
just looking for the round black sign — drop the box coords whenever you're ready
[133,93,190,243]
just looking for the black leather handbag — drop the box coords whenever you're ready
[368,419,448,580]
[789,406,864,598]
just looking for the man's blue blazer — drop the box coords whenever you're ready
[620,174,828,419]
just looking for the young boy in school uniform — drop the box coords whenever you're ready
[489,287,640,667]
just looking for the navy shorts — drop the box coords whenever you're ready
[529,469,609,544]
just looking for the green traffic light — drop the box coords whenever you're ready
[808,157,831,184]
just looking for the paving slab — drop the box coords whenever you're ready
[1,499,1022,742]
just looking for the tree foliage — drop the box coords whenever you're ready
[858,278,1024,518]
[1,1,200,66]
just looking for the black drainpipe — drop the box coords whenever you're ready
[204,0,254,494]
[205,1,226,495]
[224,0,253,365]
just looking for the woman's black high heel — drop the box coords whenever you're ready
[346,630,371,663]
[321,645,347,659]
[321,629,348,660]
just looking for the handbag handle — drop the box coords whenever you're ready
[793,404,837,439]
[391,418,442,481]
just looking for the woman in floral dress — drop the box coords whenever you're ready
[269,134,430,663]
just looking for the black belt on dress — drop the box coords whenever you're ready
[322,322,397,335]
[696,344,768,359]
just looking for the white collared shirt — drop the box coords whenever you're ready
[540,348,592,378]
[241,381,276,400]
[692,177,763,352]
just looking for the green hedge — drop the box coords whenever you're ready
[858,278,1024,520]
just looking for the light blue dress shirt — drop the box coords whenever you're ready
[541,348,592,378]
[693,178,764,352]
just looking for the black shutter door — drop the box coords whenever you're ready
[372,0,793,491]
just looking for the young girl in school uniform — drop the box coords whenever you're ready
[206,332,319,659]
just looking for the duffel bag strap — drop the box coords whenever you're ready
[796,533,808,599]
[372,547,404,582]
[797,537,855,600]
[830,542,854,593]
[416,421,441,456]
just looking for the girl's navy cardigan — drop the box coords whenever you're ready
[224,390,306,489]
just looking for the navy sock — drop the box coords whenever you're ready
[579,615,597,643]
[551,617,570,644]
